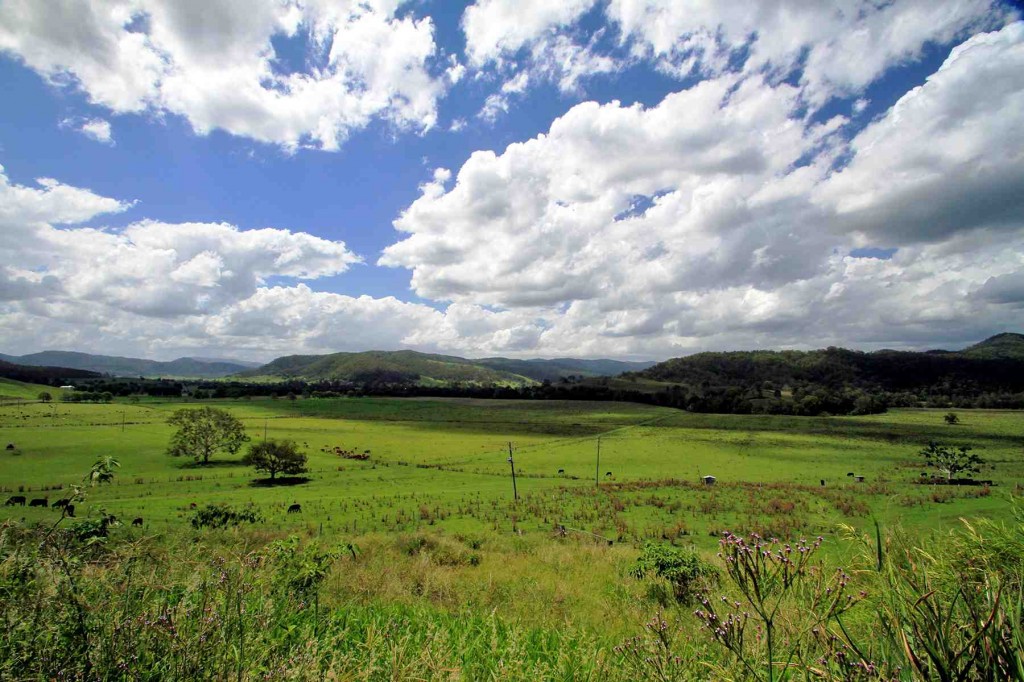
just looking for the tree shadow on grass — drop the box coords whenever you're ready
[175,460,245,470]
[249,476,311,488]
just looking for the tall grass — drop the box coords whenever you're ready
[1,507,1022,680]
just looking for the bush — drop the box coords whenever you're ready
[630,543,718,605]
[189,503,263,529]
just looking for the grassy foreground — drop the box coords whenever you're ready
[1,397,1022,679]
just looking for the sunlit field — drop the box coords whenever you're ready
[2,397,1019,540]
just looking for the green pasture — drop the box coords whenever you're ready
[0,377,62,401]
[1,398,1020,547]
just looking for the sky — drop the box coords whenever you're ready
[0,0,1023,363]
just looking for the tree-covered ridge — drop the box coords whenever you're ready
[630,333,1024,414]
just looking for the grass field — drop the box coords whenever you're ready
[1,396,1022,679]
[2,397,1019,542]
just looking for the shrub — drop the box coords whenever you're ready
[190,503,263,529]
[630,543,718,605]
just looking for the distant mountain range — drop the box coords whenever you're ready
[634,333,1024,394]
[236,350,654,385]
[2,334,1020,389]
[0,351,254,378]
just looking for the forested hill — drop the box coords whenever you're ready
[237,350,534,385]
[632,333,1024,410]
[0,359,100,384]
[238,350,654,385]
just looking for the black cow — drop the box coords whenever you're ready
[4,495,26,506]
[5,443,14,450]
[52,498,70,509]
[557,469,565,474]
[132,517,143,527]
[605,471,612,477]
[820,479,826,487]
[66,505,75,518]
[29,497,48,507]
[287,503,302,514]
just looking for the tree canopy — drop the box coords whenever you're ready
[167,407,247,465]
[242,439,308,480]
[919,441,987,481]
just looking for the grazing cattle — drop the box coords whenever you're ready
[189,502,197,509]
[5,443,14,450]
[66,505,75,518]
[132,517,143,527]
[29,497,48,507]
[846,472,855,477]
[820,480,826,487]
[4,495,26,506]
[605,471,612,477]
[287,503,302,514]
[52,498,70,509]
[557,468,565,474]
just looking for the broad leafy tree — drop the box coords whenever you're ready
[919,441,986,481]
[167,407,248,465]
[243,439,308,480]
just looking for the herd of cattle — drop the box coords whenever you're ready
[4,495,144,526]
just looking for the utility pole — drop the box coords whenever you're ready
[507,441,518,502]
[595,436,601,487]
[264,418,268,442]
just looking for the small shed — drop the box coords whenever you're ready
[701,475,717,486]
[59,385,74,390]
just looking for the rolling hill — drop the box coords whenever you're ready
[237,350,534,385]
[957,332,1024,361]
[236,350,654,385]
[633,333,1024,394]
[0,359,100,384]
[0,351,252,378]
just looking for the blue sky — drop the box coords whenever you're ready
[1,1,1022,361]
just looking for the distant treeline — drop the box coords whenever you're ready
[59,373,1024,415]
[51,337,1024,416]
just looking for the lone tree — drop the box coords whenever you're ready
[919,441,986,482]
[242,439,308,480]
[167,407,248,465]
[37,391,52,402]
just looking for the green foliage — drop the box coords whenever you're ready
[630,543,718,605]
[167,406,248,464]
[919,440,987,480]
[944,411,960,425]
[86,455,119,486]
[189,503,263,529]
[242,439,307,479]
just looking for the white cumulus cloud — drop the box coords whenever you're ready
[0,0,446,151]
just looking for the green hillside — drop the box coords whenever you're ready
[0,377,62,400]
[238,350,535,385]
[957,332,1024,360]
[633,332,1024,406]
